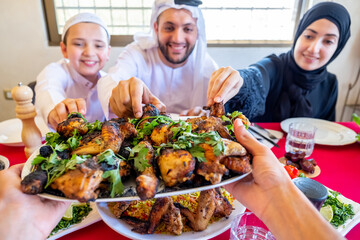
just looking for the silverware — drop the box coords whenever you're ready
[253,123,278,140]
[248,126,280,148]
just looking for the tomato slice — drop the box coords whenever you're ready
[284,165,299,179]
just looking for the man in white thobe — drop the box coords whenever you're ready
[97,0,219,119]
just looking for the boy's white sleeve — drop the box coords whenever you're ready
[97,44,141,119]
[35,63,68,125]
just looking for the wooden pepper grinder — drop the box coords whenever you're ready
[11,82,42,158]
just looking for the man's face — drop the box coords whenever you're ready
[154,8,198,68]
[60,22,110,82]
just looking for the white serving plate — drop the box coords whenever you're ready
[326,190,360,236]
[48,202,101,240]
[0,117,49,146]
[96,199,245,240]
[280,117,357,146]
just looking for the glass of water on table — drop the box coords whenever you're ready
[285,122,317,157]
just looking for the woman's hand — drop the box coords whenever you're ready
[207,67,243,106]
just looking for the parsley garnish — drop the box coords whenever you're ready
[323,190,355,228]
[221,111,249,135]
[156,131,225,162]
[130,115,174,145]
[41,154,89,188]
[98,149,125,197]
[87,120,103,133]
[129,143,151,172]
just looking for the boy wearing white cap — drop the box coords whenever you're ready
[98,0,227,119]
[35,13,111,129]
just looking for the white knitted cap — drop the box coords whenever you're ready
[61,12,110,42]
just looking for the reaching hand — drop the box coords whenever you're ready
[225,119,290,216]
[207,66,243,106]
[0,164,70,240]
[48,98,86,129]
[109,77,166,118]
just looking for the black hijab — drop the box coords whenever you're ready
[271,2,351,121]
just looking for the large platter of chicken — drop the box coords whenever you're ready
[21,103,252,202]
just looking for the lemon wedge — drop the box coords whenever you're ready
[72,202,87,207]
[62,204,73,221]
[320,205,333,222]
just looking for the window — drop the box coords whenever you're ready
[43,0,308,47]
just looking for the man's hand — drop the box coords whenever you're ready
[207,66,243,106]
[109,77,166,118]
[48,98,86,129]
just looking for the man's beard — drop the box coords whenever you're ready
[158,41,195,65]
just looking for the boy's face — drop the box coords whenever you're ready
[154,8,198,68]
[60,23,110,82]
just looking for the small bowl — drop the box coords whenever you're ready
[0,155,9,171]
[292,177,328,210]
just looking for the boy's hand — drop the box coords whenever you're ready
[48,98,86,129]
[109,77,166,119]
[207,66,243,106]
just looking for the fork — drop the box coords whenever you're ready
[253,123,278,140]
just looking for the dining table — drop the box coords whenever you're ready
[1,121,359,240]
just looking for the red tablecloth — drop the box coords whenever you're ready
[1,122,359,240]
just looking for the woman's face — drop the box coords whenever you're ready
[294,19,339,71]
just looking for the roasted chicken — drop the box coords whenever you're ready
[135,140,158,200]
[57,113,88,138]
[175,189,216,231]
[21,169,48,194]
[118,197,183,235]
[157,148,195,187]
[196,138,251,184]
[175,189,232,232]
[73,119,136,156]
[50,157,103,202]
[186,116,233,140]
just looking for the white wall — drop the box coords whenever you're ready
[0,0,359,122]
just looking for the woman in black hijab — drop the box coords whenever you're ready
[224,2,351,122]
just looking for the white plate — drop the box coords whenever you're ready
[21,147,252,202]
[324,189,360,236]
[0,155,10,170]
[280,117,357,146]
[96,199,245,240]
[0,117,49,146]
[48,202,101,240]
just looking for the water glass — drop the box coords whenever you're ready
[285,122,317,157]
[230,212,275,240]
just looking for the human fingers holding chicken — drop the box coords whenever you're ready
[48,98,86,129]
[109,77,166,119]
[206,66,243,106]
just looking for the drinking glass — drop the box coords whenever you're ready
[230,212,275,240]
[285,122,317,157]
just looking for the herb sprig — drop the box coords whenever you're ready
[221,111,249,135]
[156,131,225,163]
[98,149,124,197]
